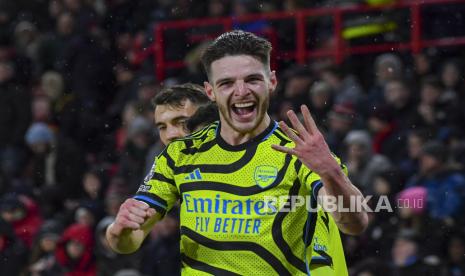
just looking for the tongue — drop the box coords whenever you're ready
[236,107,253,115]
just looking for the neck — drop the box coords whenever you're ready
[220,114,271,146]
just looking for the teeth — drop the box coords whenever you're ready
[234,102,254,108]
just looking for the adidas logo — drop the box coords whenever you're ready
[184,168,203,180]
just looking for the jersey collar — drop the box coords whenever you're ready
[215,120,278,151]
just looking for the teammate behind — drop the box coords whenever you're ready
[107,30,368,275]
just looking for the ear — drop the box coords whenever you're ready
[269,70,278,94]
[204,81,216,101]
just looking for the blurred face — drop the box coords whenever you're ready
[419,154,440,174]
[209,0,225,17]
[138,85,157,103]
[384,81,409,107]
[373,177,391,195]
[392,238,417,266]
[32,97,51,122]
[204,55,277,135]
[284,76,312,98]
[83,173,101,198]
[442,63,460,88]
[0,62,14,83]
[311,92,330,109]
[449,237,465,262]
[408,134,423,159]
[413,53,430,75]
[155,100,198,145]
[30,142,50,155]
[329,116,352,135]
[66,240,84,259]
[75,208,95,226]
[57,13,74,36]
[40,236,58,252]
[348,143,368,161]
[421,84,441,105]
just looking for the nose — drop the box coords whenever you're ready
[234,80,249,97]
[165,125,184,143]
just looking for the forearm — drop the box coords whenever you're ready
[106,213,160,254]
[319,165,368,235]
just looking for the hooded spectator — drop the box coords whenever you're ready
[25,122,85,217]
[55,223,96,276]
[28,219,64,275]
[0,193,43,248]
[345,130,392,192]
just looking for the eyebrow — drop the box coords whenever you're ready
[215,73,265,86]
[155,116,189,127]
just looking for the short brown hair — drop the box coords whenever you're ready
[151,83,210,109]
[201,30,272,78]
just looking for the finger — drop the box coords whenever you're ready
[279,121,304,145]
[128,206,148,218]
[271,144,297,156]
[287,110,310,139]
[130,198,150,210]
[128,213,145,224]
[119,218,141,230]
[301,105,317,135]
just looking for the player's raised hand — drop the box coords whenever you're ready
[109,198,157,236]
[272,105,339,175]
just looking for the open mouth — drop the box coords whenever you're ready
[231,102,256,120]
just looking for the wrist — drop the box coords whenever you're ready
[318,162,343,179]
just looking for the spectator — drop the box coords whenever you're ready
[344,130,392,192]
[325,103,356,157]
[28,219,64,276]
[308,80,333,130]
[383,79,416,131]
[118,116,154,192]
[319,65,365,107]
[24,122,85,216]
[440,233,465,276]
[391,230,441,276]
[367,104,405,162]
[0,218,28,276]
[0,193,42,248]
[407,141,465,223]
[368,53,403,108]
[55,223,96,276]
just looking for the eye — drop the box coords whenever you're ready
[219,80,233,87]
[157,125,166,131]
[246,77,262,84]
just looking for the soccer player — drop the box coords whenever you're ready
[107,30,368,275]
[152,83,210,146]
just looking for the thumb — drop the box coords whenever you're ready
[146,208,157,217]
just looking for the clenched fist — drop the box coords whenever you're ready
[109,198,157,236]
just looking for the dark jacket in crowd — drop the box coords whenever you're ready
[0,218,28,276]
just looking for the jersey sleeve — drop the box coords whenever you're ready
[134,149,179,217]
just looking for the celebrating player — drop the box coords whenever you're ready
[107,30,368,275]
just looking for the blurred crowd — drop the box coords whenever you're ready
[1,0,465,276]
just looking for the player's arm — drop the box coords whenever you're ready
[107,149,178,253]
[272,105,368,235]
[317,178,367,235]
[106,199,161,254]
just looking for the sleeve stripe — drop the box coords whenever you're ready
[133,195,167,210]
[151,172,176,186]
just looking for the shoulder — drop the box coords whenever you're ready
[163,121,219,158]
